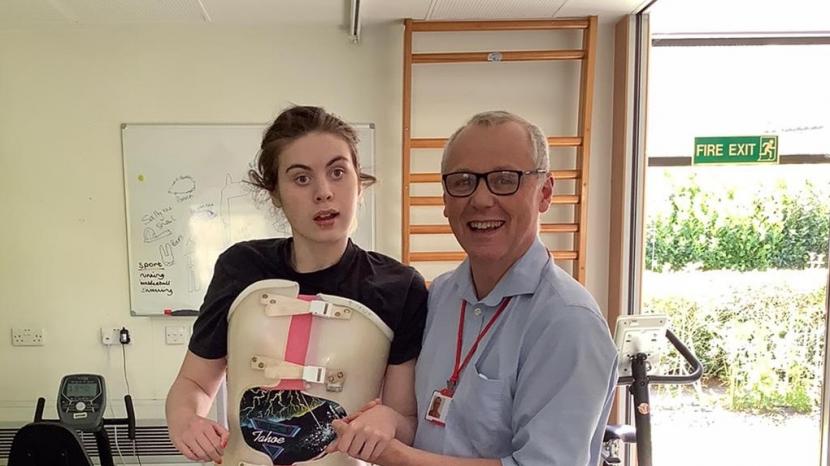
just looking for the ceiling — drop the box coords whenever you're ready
[0,0,645,28]
[3,0,825,35]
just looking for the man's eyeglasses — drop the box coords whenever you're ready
[442,169,548,197]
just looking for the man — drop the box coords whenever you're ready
[335,111,618,466]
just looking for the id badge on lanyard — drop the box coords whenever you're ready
[425,389,453,425]
[426,297,512,427]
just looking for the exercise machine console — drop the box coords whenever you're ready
[8,374,136,466]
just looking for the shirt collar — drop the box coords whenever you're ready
[279,237,357,280]
[450,237,550,307]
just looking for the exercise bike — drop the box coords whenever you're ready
[602,314,703,466]
[8,373,137,466]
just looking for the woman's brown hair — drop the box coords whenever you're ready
[248,105,376,206]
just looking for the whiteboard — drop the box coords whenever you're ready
[121,123,375,316]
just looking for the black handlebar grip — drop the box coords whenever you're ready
[124,394,136,440]
[616,328,705,386]
[649,329,704,384]
[34,397,46,422]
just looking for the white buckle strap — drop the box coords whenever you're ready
[260,294,352,320]
[250,355,326,384]
[251,355,345,391]
[308,300,347,318]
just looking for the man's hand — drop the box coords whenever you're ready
[169,413,228,464]
[326,400,401,462]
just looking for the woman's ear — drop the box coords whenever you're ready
[270,191,282,208]
[357,172,366,195]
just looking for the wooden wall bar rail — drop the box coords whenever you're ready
[410,223,579,234]
[409,195,580,206]
[410,136,582,149]
[411,251,580,262]
[573,17,598,282]
[409,19,590,32]
[412,50,585,64]
[401,19,413,262]
[409,170,580,183]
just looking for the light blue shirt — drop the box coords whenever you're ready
[414,238,618,466]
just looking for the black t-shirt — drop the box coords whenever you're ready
[189,238,428,365]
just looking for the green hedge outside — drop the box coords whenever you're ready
[645,178,829,272]
[644,272,826,414]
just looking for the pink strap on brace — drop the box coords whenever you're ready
[274,294,316,390]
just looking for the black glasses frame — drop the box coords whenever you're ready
[441,169,548,197]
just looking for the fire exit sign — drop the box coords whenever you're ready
[693,136,779,165]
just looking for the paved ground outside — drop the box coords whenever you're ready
[649,386,820,466]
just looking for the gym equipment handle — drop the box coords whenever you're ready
[103,395,136,440]
[617,329,703,386]
[34,397,45,422]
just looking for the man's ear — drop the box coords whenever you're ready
[538,174,553,213]
[443,192,450,218]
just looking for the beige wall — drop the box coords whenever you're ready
[0,20,614,421]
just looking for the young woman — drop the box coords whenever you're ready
[165,105,427,464]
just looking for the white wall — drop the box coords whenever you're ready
[0,20,614,421]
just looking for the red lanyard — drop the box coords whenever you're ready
[444,297,512,396]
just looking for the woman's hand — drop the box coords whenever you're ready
[169,413,229,464]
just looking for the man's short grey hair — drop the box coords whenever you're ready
[440,111,550,173]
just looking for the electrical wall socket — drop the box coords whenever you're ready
[101,327,122,345]
[165,326,189,345]
[11,328,45,346]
